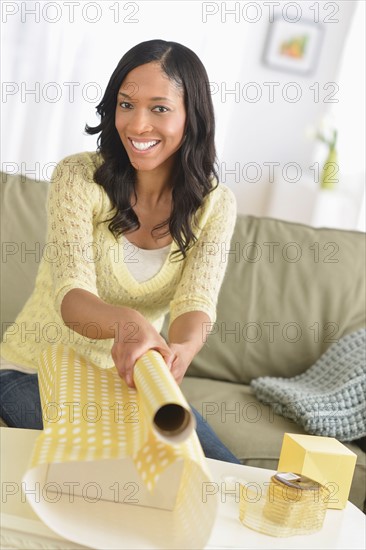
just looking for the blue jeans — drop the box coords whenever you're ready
[0,370,240,464]
[0,370,43,429]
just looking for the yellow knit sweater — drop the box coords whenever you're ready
[1,151,237,371]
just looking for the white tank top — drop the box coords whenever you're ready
[122,236,172,283]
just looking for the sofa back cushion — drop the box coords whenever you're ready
[187,215,366,384]
[1,172,49,339]
[2,172,365,384]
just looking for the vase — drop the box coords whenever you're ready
[320,148,339,190]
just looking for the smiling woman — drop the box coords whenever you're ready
[85,39,220,258]
[0,39,239,464]
[112,61,187,249]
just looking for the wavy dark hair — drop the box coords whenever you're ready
[85,39,218,259]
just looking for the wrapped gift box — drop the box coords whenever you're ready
[21,346,216,550]
[277,433,357,509]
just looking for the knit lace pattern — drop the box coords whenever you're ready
[1,151,237,370]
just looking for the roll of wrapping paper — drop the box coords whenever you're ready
[239,472,329,537]
[22,343,217,550]
[134,350,196,443]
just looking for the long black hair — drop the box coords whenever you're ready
[85,39,218,259]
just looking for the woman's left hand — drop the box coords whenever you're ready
[166,311,212,384]
[165,342,195,385]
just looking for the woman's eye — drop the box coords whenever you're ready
[119,101,132,109]
[152,106,168,113]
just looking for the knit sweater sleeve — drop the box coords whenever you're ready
[169,184,237,326]
[47,152,103,318]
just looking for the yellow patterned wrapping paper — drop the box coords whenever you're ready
[133,351,196,444]
[22,344,218,550]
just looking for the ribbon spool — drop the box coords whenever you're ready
[264,473,329,533]
[239,472,330,537]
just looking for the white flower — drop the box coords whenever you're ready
[305,124,317,140]
[317,113,337,142]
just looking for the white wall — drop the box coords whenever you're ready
[1,0,360,220]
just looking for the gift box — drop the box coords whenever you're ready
[22,345,217,550]
[277,433,357,509]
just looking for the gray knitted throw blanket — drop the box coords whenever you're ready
[251,328,366,441]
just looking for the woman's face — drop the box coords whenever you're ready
[115,62,186,175]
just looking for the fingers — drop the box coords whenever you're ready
[169,361,184,385]
[112,347,139,388]
[112,339,174,388]
[166,343,192,385]
[152,346,176,369]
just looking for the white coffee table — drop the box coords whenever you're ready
[206,459,365,549]
[1,428,365,550]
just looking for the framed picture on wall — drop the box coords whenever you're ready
[262,18,323,75]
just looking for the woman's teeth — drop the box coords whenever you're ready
[131,140,159,151]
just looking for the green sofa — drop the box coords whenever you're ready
[1,171,365,511]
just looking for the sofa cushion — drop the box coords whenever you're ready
[187,216,366,384]
[1,173,49,339]
[181,376,366,511]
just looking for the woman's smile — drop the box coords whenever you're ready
[128,138,161,153]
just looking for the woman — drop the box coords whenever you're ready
[1,39,238,462]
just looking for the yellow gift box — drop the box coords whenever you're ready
[278,433,357,509]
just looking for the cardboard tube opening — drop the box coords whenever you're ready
[153,404,191,437]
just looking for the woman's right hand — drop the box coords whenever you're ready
[111,309,174,388]
[61,289,174,388]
